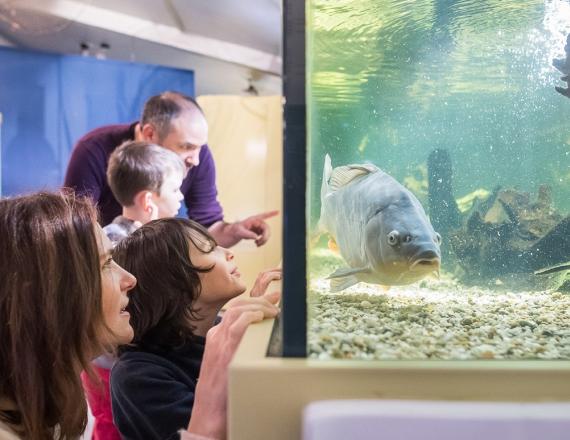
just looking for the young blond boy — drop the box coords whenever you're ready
[103,140,185,244]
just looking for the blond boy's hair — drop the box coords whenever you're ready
[107,140,185,207]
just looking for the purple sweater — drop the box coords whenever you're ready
[64,123,224,226]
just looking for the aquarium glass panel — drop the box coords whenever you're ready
[307,0,570,361]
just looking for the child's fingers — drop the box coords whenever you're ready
[227,310,265,343]
[263,290,281,305]
[233,302,279,319]
[257,269,282,280]
[203,309,265,369]
[251,270,282,297]
[223,300,279,320]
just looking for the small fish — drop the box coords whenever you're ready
[318,154,442,292]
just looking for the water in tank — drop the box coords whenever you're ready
[307,0,570,361]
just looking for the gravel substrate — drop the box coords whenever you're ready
[308,250,570,361]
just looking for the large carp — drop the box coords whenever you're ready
[318,154,441,292]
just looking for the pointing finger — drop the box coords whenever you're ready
[254,210,280,220]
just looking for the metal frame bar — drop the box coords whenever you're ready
[281,0,307,357]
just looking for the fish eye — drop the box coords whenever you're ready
[387,230,399,246]
[435,233,442,245]
[403,234,412,243]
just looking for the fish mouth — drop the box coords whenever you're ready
[409,250,441,272]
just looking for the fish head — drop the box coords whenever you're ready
[365,203,442,285]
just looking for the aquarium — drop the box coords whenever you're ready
[304,0,570,361]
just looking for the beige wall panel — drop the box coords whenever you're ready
[197,96,283,290]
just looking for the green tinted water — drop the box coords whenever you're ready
[308,0,569,222]
[306,0,570,361]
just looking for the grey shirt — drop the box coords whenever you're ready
[103,215,140,246]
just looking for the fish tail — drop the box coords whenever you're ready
[319,154,333,230]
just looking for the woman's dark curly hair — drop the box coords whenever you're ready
[113,217,216,350]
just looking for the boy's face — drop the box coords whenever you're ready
[190,243,247,305]
[153,171,184,219]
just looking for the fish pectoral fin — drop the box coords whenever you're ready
[330,276,360,292]
[327,266,370,279]
[327,238,339,253]
[327,267,371,292]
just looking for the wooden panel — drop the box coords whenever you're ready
[197,95,283,290]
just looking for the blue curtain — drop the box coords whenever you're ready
[0,46,195,196]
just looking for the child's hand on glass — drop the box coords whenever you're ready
[188,300,279,439]
[249,267,282,297]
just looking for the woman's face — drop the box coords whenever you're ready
[190,243,247,305]
[96,226,137,346]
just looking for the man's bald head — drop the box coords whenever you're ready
[139,91,208,173]
[141,91,203,142]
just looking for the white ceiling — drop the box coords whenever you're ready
[0,0,283,80]
[78,0,283,55]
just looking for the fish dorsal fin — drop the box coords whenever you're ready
[328,164,378,192]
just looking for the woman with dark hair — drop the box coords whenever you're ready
[110,218,281,440]
[0,193,275,440]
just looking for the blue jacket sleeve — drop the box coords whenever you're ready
[110,357,196,440]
